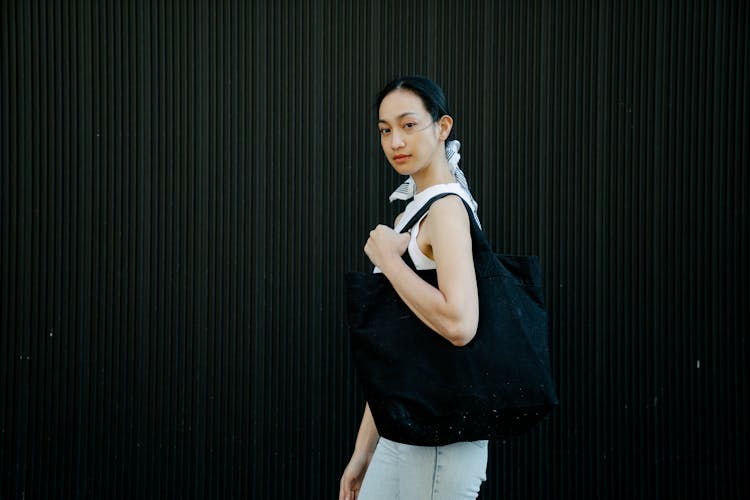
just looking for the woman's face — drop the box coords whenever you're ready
[377,89,449,176]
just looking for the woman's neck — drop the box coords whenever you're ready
[412,156,456,195]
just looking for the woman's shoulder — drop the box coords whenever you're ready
[428,193,471,220]
[419,184,479,228]
[393,212,405,227]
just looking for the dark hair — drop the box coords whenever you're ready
[376,76,455,140]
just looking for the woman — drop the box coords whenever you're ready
[339,76,488,499]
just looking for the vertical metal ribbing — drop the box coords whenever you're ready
[0,1,747,499]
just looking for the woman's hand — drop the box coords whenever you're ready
[338,452,371,500]
[364,225,410,271]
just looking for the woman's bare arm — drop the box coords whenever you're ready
[365,196,479,346]
[339,404,379,499]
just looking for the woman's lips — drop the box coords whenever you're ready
[393,154,410,163]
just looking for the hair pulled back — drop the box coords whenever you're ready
[376,76,455,141]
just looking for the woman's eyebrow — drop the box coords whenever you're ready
[378,112,420,124]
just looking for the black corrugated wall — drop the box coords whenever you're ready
[1,1,747,498]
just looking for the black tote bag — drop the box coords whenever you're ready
[345,193,558,446]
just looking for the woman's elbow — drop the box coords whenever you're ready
[445,319,478,347]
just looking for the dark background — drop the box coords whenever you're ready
[1,1,748,498]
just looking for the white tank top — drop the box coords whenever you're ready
[375,183,480,273]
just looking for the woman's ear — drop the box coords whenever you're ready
[437,115,454,141]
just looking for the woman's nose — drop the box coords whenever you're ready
[390,131,405,149]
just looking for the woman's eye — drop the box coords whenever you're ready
[379,128,390,136]
[404,122,417,129]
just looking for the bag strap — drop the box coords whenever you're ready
[396,192,493,271]
[396,193,453,270]
[395,193,541,286]
[399,193,484,241]
[398,191,497,261]
[398,193,455,234]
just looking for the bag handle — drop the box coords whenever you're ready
[397,191,503,263]
[397,193,456,234]
[394,193,541,287]
[398,193,485,246]
[396,193,494,270]
[395,193,454,270]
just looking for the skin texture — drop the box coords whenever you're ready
[339,88,479,500]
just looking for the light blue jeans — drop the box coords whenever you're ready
[358,437,488,500]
